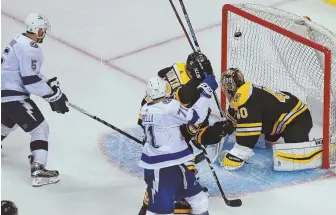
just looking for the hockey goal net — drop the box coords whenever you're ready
[221,4,336,169]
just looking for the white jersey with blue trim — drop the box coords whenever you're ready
[1,34,53,103]
[139,96,210,169]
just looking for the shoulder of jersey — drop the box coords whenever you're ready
[17,35,41,52]
[163,98,180,111]
[231,82,253,110]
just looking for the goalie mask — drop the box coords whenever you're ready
[220,68,245,101]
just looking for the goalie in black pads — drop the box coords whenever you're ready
[220,68,314,171]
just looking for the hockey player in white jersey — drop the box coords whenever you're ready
[1,13,69,186]
[139,74,218,215]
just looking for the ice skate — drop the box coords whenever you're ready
[29,155,60,187]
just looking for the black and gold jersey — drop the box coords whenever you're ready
[228,82,308,148]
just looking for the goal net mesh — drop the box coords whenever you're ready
[223,4,336,168]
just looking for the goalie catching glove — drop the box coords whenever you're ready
[43,77,69,114]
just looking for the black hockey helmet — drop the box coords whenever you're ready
[220,68,245,101]
[1,201,18,215]
[186,52,213,80]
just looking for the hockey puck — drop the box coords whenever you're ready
[234,31,242,38]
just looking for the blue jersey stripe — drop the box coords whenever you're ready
[1,90,29,97]
[22,75,42,85]
[188,109,199,125]
[141,148,192,164]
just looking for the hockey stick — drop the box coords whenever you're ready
[178,0,225,117]
[169,0,196,52]
[169,2,241,206]
[177,0,227,158]
[198,143,242,207]
[212,134,230,163]
[67,102,145,145]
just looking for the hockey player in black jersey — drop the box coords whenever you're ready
[220,68,313,170]
[137,52,233,215]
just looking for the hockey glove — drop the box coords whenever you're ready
[197,74,218,98]
[186,52,213,80]
[43,77,69,114]
[212,120,235,137]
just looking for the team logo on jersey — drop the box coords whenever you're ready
[30,41,39,48]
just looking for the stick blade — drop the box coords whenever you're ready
[227,199,242,207]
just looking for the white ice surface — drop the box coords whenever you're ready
[1,0,336,214]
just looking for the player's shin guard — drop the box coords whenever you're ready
[30,121,49,165]
[29,121,59,187]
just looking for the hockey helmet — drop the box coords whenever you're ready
[25,13,51,42]
[146,77,167,101]
[186,52,213,80]
[220,68,245,101]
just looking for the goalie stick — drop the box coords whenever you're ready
[67,102,145,145]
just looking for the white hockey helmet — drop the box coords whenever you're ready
[25,13,51,36]
[146,77,167,100]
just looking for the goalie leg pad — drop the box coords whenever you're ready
[273,139,324,171]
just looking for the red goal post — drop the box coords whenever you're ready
[221,4,335,169]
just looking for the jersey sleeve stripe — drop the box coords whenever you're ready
[271,113,287,135]
[188,109,200,125]
[236,122,262,127]
[236,131,261,136]
[196,126,207,144]
[1,90,29,97]
[236,127,262,132]
[279,105,308,133]
[226,112,237,124]
[22,75,42,85]
[272,100,307,134]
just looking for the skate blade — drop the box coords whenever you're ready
[32,176,60,187]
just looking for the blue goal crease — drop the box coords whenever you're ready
[101,127,335,197]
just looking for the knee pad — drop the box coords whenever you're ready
[1,124,18,137]
[30,121,49,142]
[184,191,208,214]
